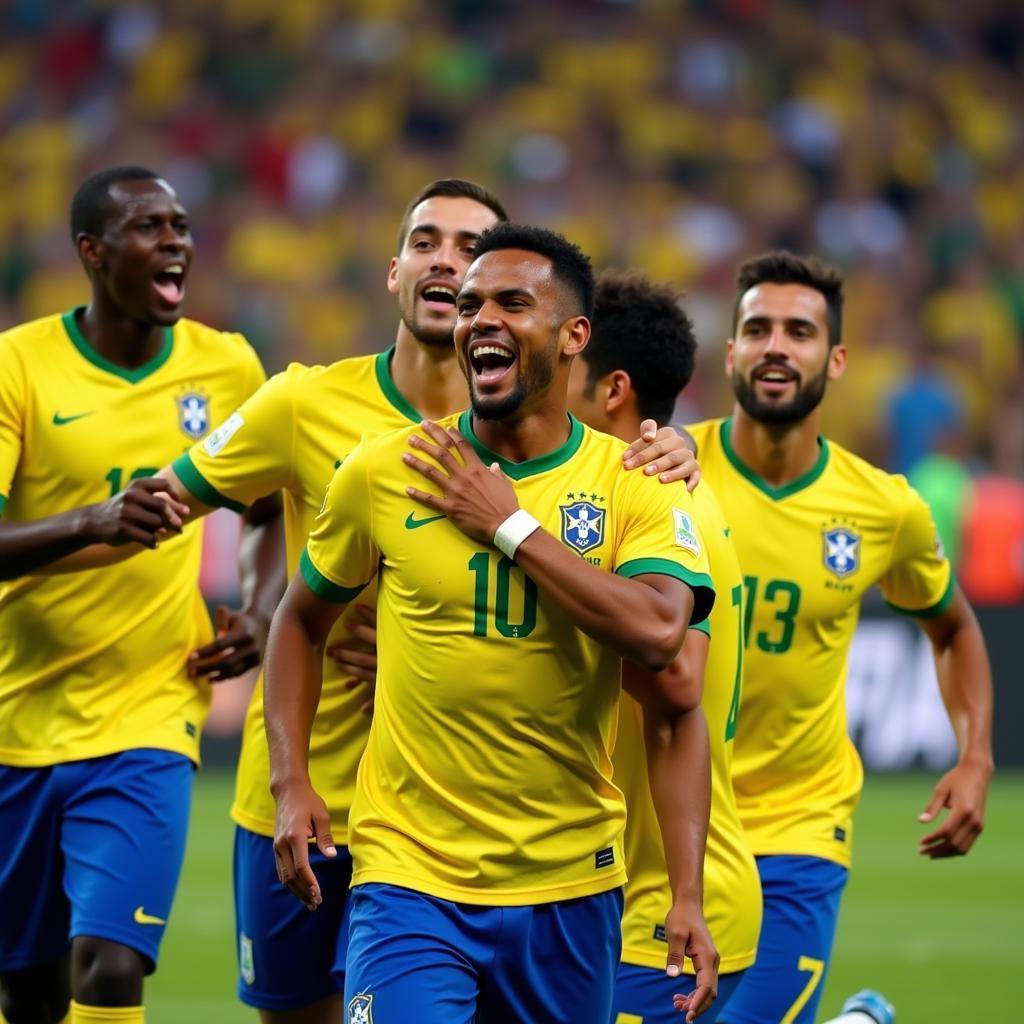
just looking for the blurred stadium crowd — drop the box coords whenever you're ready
[1,0,1022,602]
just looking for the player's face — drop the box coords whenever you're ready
[93,178,193,327]
[388,196,501,348]
[454,249,587,421]
[727,282,846,425]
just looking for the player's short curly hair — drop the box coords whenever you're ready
[586,271,696,427]
[70,166,163,240]
[734,250,845,347]
[396,178,508,251]
[471,223,595,319]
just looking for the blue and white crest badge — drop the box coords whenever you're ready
[823,526,860,578]
[177,391,209,439]
[561,500,605,553]
[347,993,374,1024]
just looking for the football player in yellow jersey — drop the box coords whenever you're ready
[264,225,719,1024]
[567,271,762,1023]
[687,251,994,1024]
[0,168,276,1024]
[145,182,695,1024]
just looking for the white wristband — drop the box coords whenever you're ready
[493,509,541,561]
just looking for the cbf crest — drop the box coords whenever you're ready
[347,993,374,1024]
[561,498,605,554]
[177,390,210,439]
[823,525,860,578]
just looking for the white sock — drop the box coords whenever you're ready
[822,1013,878,1024]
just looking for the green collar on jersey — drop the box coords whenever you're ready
[458,410,584,480]
[62,308,174,384]
[720,416,829,501]
[375,348,424,423]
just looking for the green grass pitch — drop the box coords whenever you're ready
[147,771,1024,1021]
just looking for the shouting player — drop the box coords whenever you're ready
[687,251,994,1024]
[0,168,271,1024]
[265,224,719,1023]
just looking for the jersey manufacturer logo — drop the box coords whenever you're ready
[133,906,166,926]
[405,511,447,530]
[673,507,700,555]
[823,526,860,578]
[239,932,255,985]
[177,391,209,438]
[53,411,94,426]
[348,993,374,1024]
[202,411,244,456]
[561,500,605,553]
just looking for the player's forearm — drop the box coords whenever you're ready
[932,609,994,770]
[238,503,287,628]
[264,598,331,791]
[0,507,108,580]
[514,529,690,670]
[642,700,711,902]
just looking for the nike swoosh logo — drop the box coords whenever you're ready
[405,512,447,530]
[53,411,94,426]
[133,906,166,925]
[723,527,731,537]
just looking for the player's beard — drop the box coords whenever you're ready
[733,360,829,426]
[400,301,455,349]
[471,334,558,422]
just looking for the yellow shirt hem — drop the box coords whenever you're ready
[746,838,852,869]
[0,736,200,768]
[351,866,627,907]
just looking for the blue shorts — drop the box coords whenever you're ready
[720,855,848,1024]
[233,825,353,1010]
[344,882,624,1024]
[0,749,193,972]
[612,962,744,1023]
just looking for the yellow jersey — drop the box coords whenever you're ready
[687,418,953,866]
[616,480,761,975]
[0,308,265,766]
[174,350,423,841]
[303,412,715,905]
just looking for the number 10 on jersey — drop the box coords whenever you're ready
[468,552,538,639]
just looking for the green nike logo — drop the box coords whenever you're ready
[53,411,94,426]
[405,512,447,529]
[723,527,731,537]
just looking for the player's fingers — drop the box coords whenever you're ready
[408,433,455,468]
[206,650,260,682]
[640,417,658,442]
[354,603,377,626]
[332,647,376,669]
[415,421,461,468]
[447,427,480,464]
[402,452,450,489]
[350,623,377,645]
[919,781,950,822]
[129,477,190,512]
[313,814,337,859]
[118,524,161,549]
[404,484,445,511]
[214,605,234,634]
[623,437,668,469]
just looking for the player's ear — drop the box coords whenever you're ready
[604,369,632,414]
[77,233,103,272]
[562,315,590,357]
[724,337,736,378]
[827,342,847,381]
[386,257,399,295]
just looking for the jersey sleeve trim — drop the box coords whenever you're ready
[883,571,955,619]
[689,618,711,637]
[171,453,247,514]
[299,548,368,604]
[0,494,5,515]
[616,558,715,625]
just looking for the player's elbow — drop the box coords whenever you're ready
[632,620,687,674]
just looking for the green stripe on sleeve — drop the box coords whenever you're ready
[616,558,715,625]
[689,618,711,638]
[0,493,6,516]
[299,549,368,604]
[171,453,246,514]
[884,572,956,620]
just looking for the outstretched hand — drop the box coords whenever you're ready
[622,420,700,491]
[272,779,336,911]
[403,421,519,543]
[87,476,190,548]
[918,760,990,858]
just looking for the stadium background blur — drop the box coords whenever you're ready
[2,1,1021,1019]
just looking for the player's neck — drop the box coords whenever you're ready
[470,404,574,465]
[390,329,468,422]
[77,301,168,369]
[729,405,824,487]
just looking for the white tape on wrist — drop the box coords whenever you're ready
[493,509,541,561]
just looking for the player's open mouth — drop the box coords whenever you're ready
[153,264,186,306]
[469,340,517,387]
[754,367,797,393]
[420,282,458,313]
